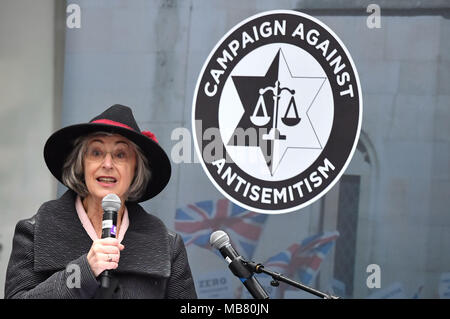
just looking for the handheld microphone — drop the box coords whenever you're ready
[100,193,121,289]
[210,230,269,299]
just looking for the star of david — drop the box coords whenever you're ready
[228,49,327,175]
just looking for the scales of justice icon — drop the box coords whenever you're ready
[250,80,301,141]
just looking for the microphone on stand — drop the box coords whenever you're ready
[100,193,121,289]
[210,230,269,299]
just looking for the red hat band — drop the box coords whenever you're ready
[91,119,158,143]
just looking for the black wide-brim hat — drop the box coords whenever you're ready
[44,104,171,202]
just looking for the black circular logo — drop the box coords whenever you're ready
[192,10,362,214]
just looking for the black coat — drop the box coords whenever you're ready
[4,190,197,299]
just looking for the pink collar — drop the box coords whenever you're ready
[75,195,129,243]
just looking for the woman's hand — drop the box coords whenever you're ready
[87,238,125,277]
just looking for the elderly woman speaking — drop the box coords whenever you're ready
[5,104,197,299]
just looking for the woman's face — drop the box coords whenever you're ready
[83,134,136,202]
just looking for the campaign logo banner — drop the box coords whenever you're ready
[192,10,362,214]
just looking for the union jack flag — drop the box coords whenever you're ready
[175,199,268,259]
[261,231,339,298]
[239,231,339,299]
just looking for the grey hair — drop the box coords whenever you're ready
[61,132,151,202]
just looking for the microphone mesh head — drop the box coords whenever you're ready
[210,230,230,250]
[101,193,121,211]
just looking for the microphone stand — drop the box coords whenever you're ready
[243,260,340,299]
